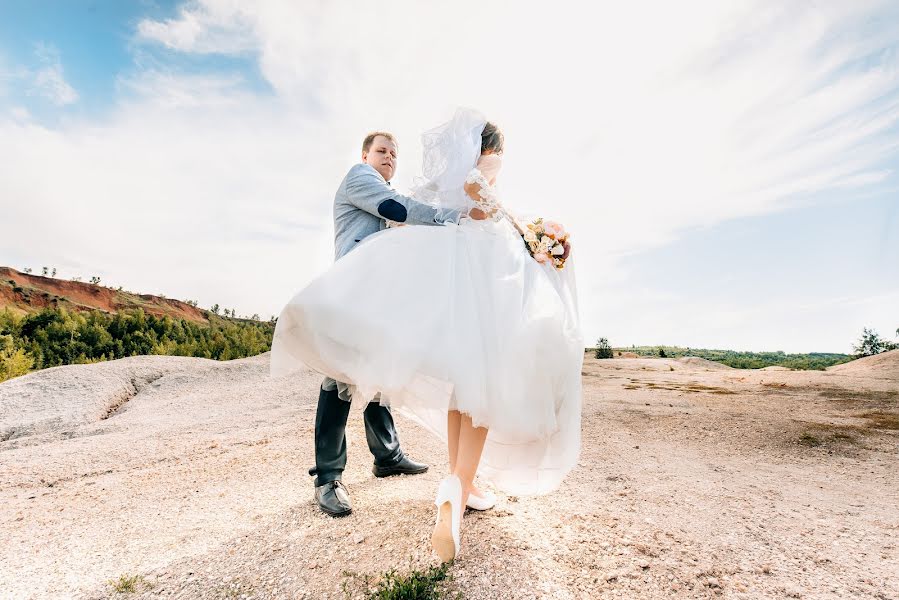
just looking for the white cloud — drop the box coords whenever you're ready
[3,0,898,350]
[117,69,250,109]
[136,0,256,54]
[1,44,79,107]
[29,43,78,106]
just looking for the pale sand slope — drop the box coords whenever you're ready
[1,352,897,599]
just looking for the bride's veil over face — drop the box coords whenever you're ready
[411,107,487,221]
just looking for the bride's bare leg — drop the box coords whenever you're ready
[447,410,462,473]
[448,410,489,500]
[452,413,488,508]
[432,412,488,561]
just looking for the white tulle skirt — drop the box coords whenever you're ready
[271,218,583,495]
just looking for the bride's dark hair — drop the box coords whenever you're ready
[481,122,504,155]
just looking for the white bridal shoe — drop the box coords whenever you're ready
[431,475,463,562]
[465,489,497,511]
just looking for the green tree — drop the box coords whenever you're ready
[0,334,34,382]
[41,267,49,276]
[1,306,274,376]
[853,327,896,357]
[658,347,667,358]
[210,304,220,315]
[595,337,614,359]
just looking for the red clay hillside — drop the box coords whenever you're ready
[0,267,209,324]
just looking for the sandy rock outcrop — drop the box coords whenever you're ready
[826,348,899,379]
[1,355,897,599]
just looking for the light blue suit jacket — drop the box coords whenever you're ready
[333,163,462,260]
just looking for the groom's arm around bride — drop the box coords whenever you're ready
[333,132,487,261]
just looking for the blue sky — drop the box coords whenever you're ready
[0,1,267,120]
[0,2,149,119]
[1,1,897,353]
[597,188,898,352]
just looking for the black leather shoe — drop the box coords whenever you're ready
[314,480,352,517]
[372,455,429,478]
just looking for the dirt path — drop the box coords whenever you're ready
[1,353,896,599]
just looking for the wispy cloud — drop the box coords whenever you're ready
[0,43,79,106]
[128,1,899,248]
[117,69,250,109]
[29,43,78,106]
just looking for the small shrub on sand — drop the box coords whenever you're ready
[108,574,148,594]
[594,337,614,359]
[798,433,822,447]
[343,563,455,599]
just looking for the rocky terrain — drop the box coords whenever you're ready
[1,351,897,599]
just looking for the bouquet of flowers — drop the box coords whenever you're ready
[521,218,571,269]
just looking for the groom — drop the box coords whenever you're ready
[312,131,488,517]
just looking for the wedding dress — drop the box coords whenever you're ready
[271,109,583,495]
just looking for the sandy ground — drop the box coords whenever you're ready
[0,352,897,599]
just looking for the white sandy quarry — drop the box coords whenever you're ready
[1,351,897,599]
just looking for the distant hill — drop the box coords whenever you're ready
[0,267,274,382]
[605,344,852,370]
[0,267,209,324]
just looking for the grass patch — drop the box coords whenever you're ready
[797,423,867,448]
[798,433,822,447]
[683,384,736,395]
[343,563,456,600]
[817,388,899,406]
[625,380,737,394]
[860,411,899,430]
[108,574,149,594]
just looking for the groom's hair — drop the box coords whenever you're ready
[481,122,504,155]
[362,131,397,153]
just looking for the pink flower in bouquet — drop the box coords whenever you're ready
[533,252,551,264]
[543,220,566,239]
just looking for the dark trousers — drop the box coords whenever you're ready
[309,385,403,486]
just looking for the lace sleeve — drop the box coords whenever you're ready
[465,168,503,221]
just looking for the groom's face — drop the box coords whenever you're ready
[362,136,398,182]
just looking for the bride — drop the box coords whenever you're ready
[271,108,583,562]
